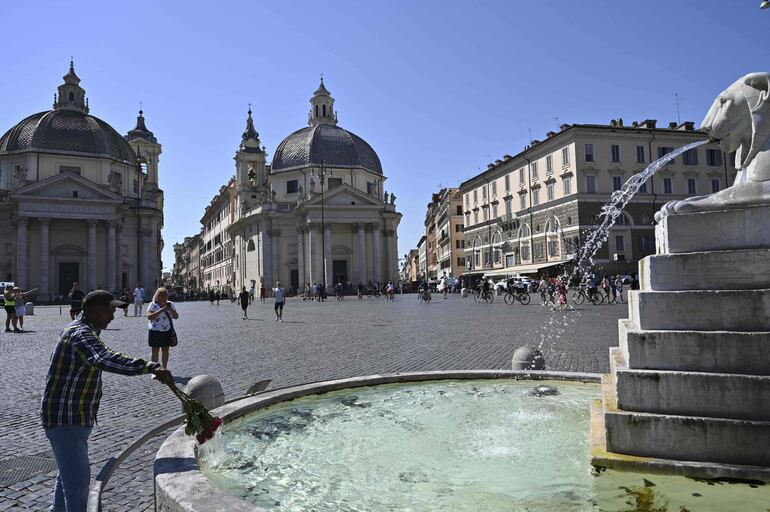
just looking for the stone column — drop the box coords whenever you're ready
[357,223,367,285]
[107,222,117,292]
[262,224,272,287]
[306,224,315,284]
[372,222,381,283]
[87,220,98,291]
[116,225,123,291]
[297,227,305,289]
[384,228,393,281]
[16,218,28,289]
[323,224,332,287]
[39,218,50,300]
[270,229,280,287]
[142,228,153,292]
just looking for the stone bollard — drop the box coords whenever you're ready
[25,302,34,316]
[512,346,545,370]
[183,375,225,412]
[461,287,469,298]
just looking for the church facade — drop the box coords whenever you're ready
[221,80,401,293]
[0,62,164,301]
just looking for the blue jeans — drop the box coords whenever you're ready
[45,425,92,512]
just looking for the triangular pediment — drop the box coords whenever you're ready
[302,184,381,208]
[11,173,123,202]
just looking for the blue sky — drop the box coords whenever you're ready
[1,0,767,270]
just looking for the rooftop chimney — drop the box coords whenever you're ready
[640,119,657,129]
[676,121,695,131]
[668,122,678,129]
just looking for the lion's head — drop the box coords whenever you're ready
[701,72,770,169]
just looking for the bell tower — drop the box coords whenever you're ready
[308,77,338,126]
[235,106,267,204]
[126,108,162,187]
[54,60,89,112]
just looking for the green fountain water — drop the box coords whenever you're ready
[200,380,768,511]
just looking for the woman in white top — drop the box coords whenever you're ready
[273,282,285,322]
[146,287,179,369]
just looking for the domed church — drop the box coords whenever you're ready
[227,79,401,292]
[0,62,164,301]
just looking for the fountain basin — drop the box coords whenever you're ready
[155,371,770,511]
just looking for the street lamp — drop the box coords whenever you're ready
[311,163,332,295]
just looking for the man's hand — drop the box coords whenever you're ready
[151,367,174,385]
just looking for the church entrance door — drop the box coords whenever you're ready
[59,262,79,297]
[290,270,299,293]
[333,260,348,286]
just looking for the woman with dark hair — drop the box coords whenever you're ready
[146,287,179,370]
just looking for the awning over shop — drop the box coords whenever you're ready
[508,260,571,275]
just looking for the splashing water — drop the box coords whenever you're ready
[568,139,709,284]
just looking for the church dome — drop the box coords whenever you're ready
[271,123,382,174]
[0,61,136,162]
[0,109,136,161]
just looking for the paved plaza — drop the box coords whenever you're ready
[0,295,626,511]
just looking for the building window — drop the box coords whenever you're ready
[473,190,478,203]
[563,176,572,195]
[492,204,498,218]
[474,211,479,224]
[505,254,514,267]
[531,162,539,180]
[505,198,512,215]
[586,175,596,193]
[687,177,696,195]
[521,244,531,261]
[518,167,524,184]
[636,146,645,163]
[711,179,720,193]
[663,177,673,194]
[533,242,544,260]
[482,187,487,200]
[367,182,376,195]
[466,213,471,225]
[639,181,648,193]
[562,147,570,166]
[640,235,655,252]
[547,183,555,201]
[546,155,553,175]
[519,194,526,210]
[612,176,623,191]
[611,145,621,163]
[706,149,723,167]
[532,189,540,206]
[658,146,674,160]
[491,181,497,197]
[584,144,594,162]
[286,179,299,194]
[504,175,510,191]
[682,149,699,166]
[458,257,465,267]
[615,235,625,252]
[548,240,559,256]
[455,205,462,215]
[328,177,342,189]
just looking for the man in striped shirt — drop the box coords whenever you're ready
[41,290,173,512]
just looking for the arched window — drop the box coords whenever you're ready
[518,223,531,239]
[613,211,633,226]
[546,217,561,234]
[69,92,74,101]
[322,104,327,117]
[315,105,319,117]
[492,231,503,265]
[247,239,255,252]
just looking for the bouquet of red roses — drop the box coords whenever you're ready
[168,383,223,444]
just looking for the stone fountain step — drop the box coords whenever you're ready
[640,248,770,292]
[603,408,770,468]
[619,319,770,375]
[656,205,770,254]
[615,368,770,421]
[628,289,770,331]
[590,400,770,482]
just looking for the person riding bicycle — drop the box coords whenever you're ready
[386,281,396,301]
[418,280,431,301]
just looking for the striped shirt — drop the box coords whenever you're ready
[41,316,159,428]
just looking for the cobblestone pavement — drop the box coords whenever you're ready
[0,294,627,510]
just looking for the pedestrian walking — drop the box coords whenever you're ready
[238,286,250,319]
[260,283,266,303]
[68,282,85,321]
[249,283,256,304]
[555,280,569,311]
[41,290,172,512]
[215,290,221,305]
[357,281,364,300]
[273,281,285,322]
[537,278,548,306]
[118,289,130,316]
[601,276,612,304]
[14,287,34,331]
[4,284,20,332]
[146,287,179,370]
[133,283,145,316]
[614,275,624,304]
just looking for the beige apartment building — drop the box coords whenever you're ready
[199,178,237,292]
[171,233,201,292]
[460,119,736,281]
[434,188,465,278]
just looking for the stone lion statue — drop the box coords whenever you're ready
[657,72,770,219]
